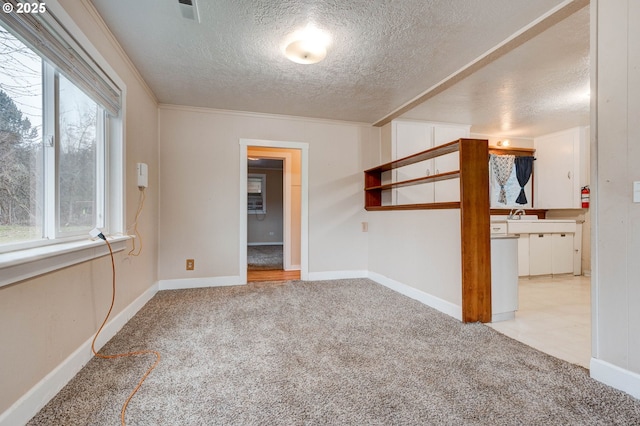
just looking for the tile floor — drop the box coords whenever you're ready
[487,275,591,369]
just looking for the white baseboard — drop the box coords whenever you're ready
[307,270,368,281]
[491,311,515,323]
[158,275,243,290]
[284,264,301,271]
[0,283,159,426]
[368,272,462,321]
[590,358,640,400]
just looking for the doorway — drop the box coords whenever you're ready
[246,158,297,282]
[239,139,309,284]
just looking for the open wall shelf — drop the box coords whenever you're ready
[364,141,463,210]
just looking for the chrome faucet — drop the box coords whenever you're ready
[508,208,526,220]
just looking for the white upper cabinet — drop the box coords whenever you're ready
[534,127,589,209]
[393,120,434,205]
[389,120,470,205]
[433,125,468,202]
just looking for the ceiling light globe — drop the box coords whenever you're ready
[285,39,327,64]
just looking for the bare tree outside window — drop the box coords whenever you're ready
[0,28,43,243]
[0,25,103,244]
[58,75,99,233]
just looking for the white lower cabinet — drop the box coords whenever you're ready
[524,232,574,276]
[529,233,553,276]
[516,234,530,276]
[552,233,574,274]
[507,220,577,277]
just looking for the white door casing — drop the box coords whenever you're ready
[239,139,309,283]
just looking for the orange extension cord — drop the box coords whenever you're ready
[128,188,146,257]
[91,238,160,426]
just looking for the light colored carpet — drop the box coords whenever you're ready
[29,279,640,425]
[247,245,283,270]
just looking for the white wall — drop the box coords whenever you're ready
[0,0,159,418]
[367,210,462,315]
[590,0,640,398]
[158,106,376,281]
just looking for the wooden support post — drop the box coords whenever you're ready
[459,139,491,323]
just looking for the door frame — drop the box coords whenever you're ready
[247,150,292,269]
[239,139,309,283]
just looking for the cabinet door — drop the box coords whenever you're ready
[394,121,434,204]
[552,233,574,274]
[529,233,552,275]
[534,128,581,208]
[433,125,468,202]
[516,234,530,276]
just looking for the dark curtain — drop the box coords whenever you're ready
[515,156,534,204]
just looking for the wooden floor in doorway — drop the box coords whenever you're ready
[247,269,300,282]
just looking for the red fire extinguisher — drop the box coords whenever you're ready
[581,186,590,208]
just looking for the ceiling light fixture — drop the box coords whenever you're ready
[283,25,330,65]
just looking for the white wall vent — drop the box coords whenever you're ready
[178,0,200,23]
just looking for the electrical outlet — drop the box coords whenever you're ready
[186,259,195,270]
[362,222,368,232]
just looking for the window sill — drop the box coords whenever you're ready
[0,236,130,288]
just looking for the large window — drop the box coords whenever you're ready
[0,25,105,249]
[0,1,123,263]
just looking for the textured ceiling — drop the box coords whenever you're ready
[90,0,589,136]
[400,5,590,137]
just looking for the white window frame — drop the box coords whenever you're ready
[0,0,127,288]
[247,173,267,214]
